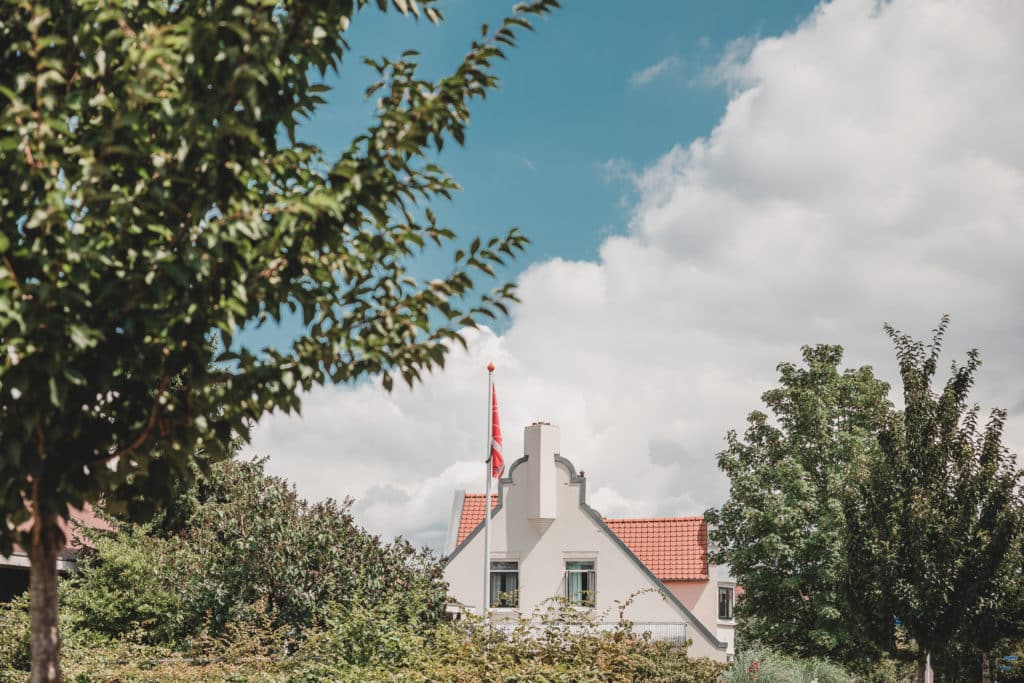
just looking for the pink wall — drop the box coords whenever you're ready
[664,579,716,633]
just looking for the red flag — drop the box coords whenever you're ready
[490,383,504,479]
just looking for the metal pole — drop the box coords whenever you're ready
[483,365,494,623]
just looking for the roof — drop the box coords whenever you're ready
[453,496,708,582]
[13,503,115,558]
[456,493,497,547]
[603,517,708,581]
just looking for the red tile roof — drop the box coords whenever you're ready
[14,503,115,557]
[603,517,708,581]
[456,493,497,546]
[453,497,708,582]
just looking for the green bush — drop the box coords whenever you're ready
[24,599,724,683]
[0,594,29,680]
[286,599,726,682]
[722,645,851,683]
[62,527,184,644]
[60,458,445,648]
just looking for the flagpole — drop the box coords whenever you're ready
[483,362,494,624]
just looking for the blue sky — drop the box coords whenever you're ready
[247,0,819,348]
[251,0,1024,549]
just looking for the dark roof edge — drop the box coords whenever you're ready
[443,455,527,564]
[554,455,727,651]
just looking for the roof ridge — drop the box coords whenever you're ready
[603,515,705,523]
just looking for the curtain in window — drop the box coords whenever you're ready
[491,571,518,602]
[567,568,584,602]
[490,562,519,607]
[565,561,594,605]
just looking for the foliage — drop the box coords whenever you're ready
[843,317,1024,672]
[2,599,726,683]
[0,593,30,676]
[989,640,1024,683]
[0,0,556,543]
[0,0,556,672]
[720,645,852,683]
[62,457,446,645]
[706,344,893,665]
[61,527,183,644]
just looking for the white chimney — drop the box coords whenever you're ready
[524,421,558,533]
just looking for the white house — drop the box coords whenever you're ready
[442,421,734,661]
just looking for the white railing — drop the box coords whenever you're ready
[598,622,687,643]
[486,619,688,644]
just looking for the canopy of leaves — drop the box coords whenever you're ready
[843,317,1024,665]
[706,344,893,666]
[0,0,557,552]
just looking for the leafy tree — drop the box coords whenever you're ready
[62,457,446,645]
[0,0,558,678]
[705,344,893,666]
[843,317,1024,682]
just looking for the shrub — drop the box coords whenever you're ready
[60,457,446,648]
[62,527,184,644]
[0,593,30,680]
[722,645,851,683]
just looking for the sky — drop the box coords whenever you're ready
[243,0,1024,551]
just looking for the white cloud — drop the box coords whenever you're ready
[249,0,1024,550]
[629,56,681,87]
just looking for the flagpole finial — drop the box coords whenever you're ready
[487,362,495,373]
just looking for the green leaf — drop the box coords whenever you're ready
[69,325,96,349]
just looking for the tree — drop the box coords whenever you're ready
[0,0,558,678]
[706,345,893,667]
[61,457,446,646]
[843,317,1024,682]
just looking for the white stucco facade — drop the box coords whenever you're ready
[443,422,728,661]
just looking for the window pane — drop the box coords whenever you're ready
[566,562,596,606]
[566,561,594,571]
[490,561,519,607]
[718,587,734,619]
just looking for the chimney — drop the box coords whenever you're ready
[524,421,558,533]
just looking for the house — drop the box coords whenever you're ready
[442,421,735,661]
[0,504,113,602]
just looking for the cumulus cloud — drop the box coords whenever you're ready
[629,56,682,86]
[248,0,1024,550]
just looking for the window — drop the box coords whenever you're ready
[718,586,734,620]
[565,561,596,606]
[490,561,519,608]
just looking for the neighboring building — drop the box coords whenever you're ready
[0,504,113,601]
[442,421,735,662]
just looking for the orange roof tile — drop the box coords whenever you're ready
[603,517,708,581]
[453,496,708,582]
[13,503,115,557]
[456,493,497,546]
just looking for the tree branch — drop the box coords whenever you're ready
[100,376,170,464]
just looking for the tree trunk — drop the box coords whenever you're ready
[982,652,991,683]
[917,651,929,683]
[29,510,62,683]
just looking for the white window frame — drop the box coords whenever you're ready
[564,560,596,607]
[718,585,735,621]
[490,560,519,608]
